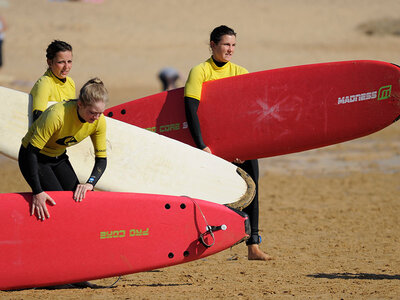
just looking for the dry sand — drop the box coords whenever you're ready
[0,0,399,299]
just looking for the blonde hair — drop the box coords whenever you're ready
[79,78,109,106]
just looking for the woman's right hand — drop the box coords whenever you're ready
[31,192,56,221]
[202,146,212,154]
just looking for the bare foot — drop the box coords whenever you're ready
[247,244,273,261]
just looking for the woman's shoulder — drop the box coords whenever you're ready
[188,59,215,81]
[30,71,54,95]
[34,70,75,88]
[190,57,213,71]
[229,61,249,75]
[98,113,106,126]
[91,113,107,133]
[33,70,53,86]
[66,76,76,88]
[50,99,75,112]
[39,101,66,125]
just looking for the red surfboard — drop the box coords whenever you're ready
[105,60,400,162]
[0,191,249,290]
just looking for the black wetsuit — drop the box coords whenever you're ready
[18,144,106,194]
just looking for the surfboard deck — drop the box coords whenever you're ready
[0,191,250,290]
[105,60,400,162]
[0,87,254,209]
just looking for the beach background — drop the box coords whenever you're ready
[0,0,399,299]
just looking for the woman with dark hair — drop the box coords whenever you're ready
[19,78,108,221]
[30,40,75,122]
[184,25,272,261]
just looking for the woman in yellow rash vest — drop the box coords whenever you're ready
[18,78,108,222]
[30,40,75,122]
[184,25,272,261]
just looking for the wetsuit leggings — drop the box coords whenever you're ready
[235,159,260,245]
[18,146,79,192]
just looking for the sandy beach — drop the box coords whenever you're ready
[0,0,399,299]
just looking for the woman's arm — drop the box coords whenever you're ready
[87,157,107,187]
[73,157,107,202]
[24,144,44,194]
[23,144,56,220]
[30,76,52,121]
[74,116,108,202]
[184,96,209,151]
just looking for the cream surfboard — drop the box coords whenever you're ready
[0,87,254,209]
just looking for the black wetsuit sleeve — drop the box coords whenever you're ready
[86,157,107,188]
[32,110,43,122]
[25,143,43,194]
[184,96,207,149]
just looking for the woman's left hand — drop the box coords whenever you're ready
[233,158,244,164]
[73,183,94,202]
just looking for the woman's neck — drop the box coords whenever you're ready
[76,105,86,123]
[49,69,66,83]
[212,56,227,67]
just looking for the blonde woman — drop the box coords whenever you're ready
[19,78,108,221]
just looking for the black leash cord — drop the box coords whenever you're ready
[183,196,228,248]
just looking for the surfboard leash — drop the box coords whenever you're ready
[103,276,121,288]
[182,196,227,248]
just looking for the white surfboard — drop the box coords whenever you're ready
[0,87,254,209]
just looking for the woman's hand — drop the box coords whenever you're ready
[73,183,93,202]
[233,158,244,164]
[202,146,212,154]
[31,192,56,221]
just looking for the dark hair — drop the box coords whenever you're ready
[79,78,109,106]
[46,40,73,60]
[210,25,236,44]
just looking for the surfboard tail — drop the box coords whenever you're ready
[225,167,256,210]
[229,207,251,245]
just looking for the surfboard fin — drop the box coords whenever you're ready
[225,167,256,210]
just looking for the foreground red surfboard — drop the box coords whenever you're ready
[105,60,400,162]
[0,192,249,290]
